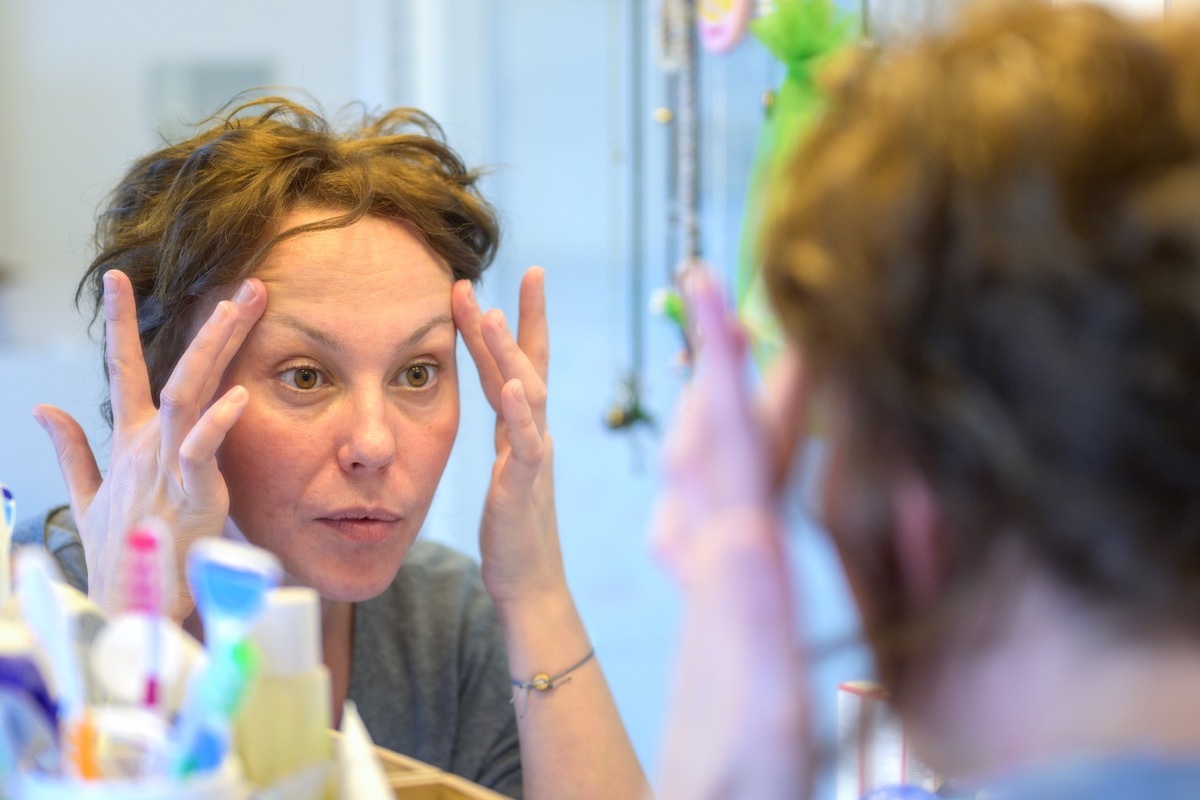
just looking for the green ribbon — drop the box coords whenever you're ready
[737,0,858,367]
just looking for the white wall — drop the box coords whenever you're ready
[0,1,381,348]
[0,0,383,572]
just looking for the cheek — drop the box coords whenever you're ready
[409,403,460,483]
[217,403,306,506]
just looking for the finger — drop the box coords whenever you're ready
[178,385,248,500]
[659,382,699,482]
[103,271,155,429]
[650,494,690,583]
[758,348,811,493]
[159,300,240,460]
[687,269,740,370]
[452,280,504,410]
[516,267,549,382]
[200,278,268,403]
[493,379,544,496]
[33,405,103,518]
[686,271,753,422]
[482,309,548,434]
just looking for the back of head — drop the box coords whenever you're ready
[81,96,500,425]
[762,2,1200,673]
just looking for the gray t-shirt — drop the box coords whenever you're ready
[13,507,523,797]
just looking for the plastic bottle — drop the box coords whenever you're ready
[233,587,332,794]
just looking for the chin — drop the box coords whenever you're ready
[302,567,398,603]
[287,551,406,603]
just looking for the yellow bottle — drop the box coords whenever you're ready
[234,586,332,794]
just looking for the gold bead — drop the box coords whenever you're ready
[532,674,552,691]
[652,107,674,124]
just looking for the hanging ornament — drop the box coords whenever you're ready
[658,0,688,72]
[698,0,754,53]
[606,0,657,438]
[735,0,858,369]
[652,0,703,369]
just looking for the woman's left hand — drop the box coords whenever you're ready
[457,268,649,800]
[452,267,565,609]
[653,267,811,800]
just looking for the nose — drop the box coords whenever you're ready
[336,390,398,472]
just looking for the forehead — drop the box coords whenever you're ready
[257,208,448,276]
[252,209,453,307]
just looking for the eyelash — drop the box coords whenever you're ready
[276,361,440,393]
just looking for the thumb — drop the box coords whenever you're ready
[33,405,103,515]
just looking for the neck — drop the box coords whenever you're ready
[321,597,354,729]
[906,572,1200,783]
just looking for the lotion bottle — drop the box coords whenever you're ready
[234,586,332,792]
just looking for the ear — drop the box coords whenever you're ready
[891,469,945,611]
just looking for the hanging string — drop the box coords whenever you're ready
[630,0,647,380]
[604,0,655,435]
[673,0,701,264]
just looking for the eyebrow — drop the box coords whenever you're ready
[265,312,454,355]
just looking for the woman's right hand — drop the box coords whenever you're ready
[33,270,266,621]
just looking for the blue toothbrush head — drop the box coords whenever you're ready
[186,539,282,646]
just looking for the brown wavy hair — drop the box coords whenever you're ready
[79,96,500,426]
[762,3,1200,691]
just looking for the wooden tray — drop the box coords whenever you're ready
[328,731,509,800]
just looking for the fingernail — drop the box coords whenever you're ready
[102,271,117,300]
[32,410,48,432]
[233,280,255,304]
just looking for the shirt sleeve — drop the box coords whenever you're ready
[12,505,89,594]
[450,566,523,797]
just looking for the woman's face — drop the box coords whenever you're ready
[216,208,460,601]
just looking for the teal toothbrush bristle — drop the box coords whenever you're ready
[200,640,261,716]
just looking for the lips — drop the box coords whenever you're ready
[317,509,402,544]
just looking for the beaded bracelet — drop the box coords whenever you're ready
[510,648,595,718]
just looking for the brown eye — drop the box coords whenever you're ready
[406,365,431,387]
[284,367,321,390]
[294,368,319,390]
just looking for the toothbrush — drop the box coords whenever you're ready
[170,538,281,776]
[15,547,99,779]
[187,538,282,649]
[122,520,173,711]
[1,483,15,611]
[170,638,261,776]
